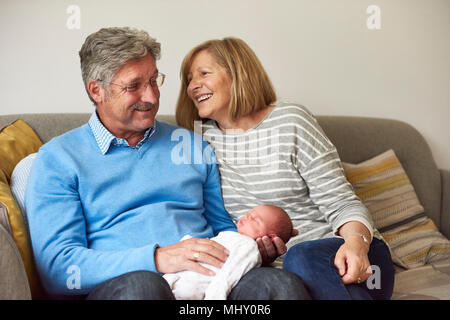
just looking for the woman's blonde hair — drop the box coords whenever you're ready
[176,37,276,130]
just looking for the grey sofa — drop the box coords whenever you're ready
[1,113,449,300]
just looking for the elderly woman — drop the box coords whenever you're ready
[176,37,395,299]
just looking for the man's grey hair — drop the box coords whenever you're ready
[79,27,161,105]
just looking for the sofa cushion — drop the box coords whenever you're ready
[0,202,12,234]
[0,171,24,237]
[10,153,37,230]
[0,120,45,299]
[343,149,450,269]
[392,258,450,300]
[0,120,42,182]
[0,167,44,299]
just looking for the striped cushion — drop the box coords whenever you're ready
[342,149,450,269]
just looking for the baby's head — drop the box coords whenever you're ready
[237,205,294,243]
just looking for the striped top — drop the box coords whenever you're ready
[202,103,375,250]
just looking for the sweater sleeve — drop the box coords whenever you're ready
[25,147,158,295]
[301,148,374,240]
[292,106,374,239]
[202,142,237,235]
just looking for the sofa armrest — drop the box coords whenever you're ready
[0,223,31,299]
[0,203,12,235]
[440,169,450,239]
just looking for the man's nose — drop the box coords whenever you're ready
[141,84,159,103]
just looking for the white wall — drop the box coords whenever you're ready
[1,0,449,170]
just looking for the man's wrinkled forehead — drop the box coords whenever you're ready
[112,54,157,83]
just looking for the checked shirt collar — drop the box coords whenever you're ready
[88,110,154,155]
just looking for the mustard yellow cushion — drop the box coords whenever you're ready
[343,149,450,269]
[0,120,45,298]
[0,120,43,182]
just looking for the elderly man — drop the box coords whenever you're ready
[25,27,309,300]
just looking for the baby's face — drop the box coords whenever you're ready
[236,206,280,239]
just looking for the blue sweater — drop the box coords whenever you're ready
[25,114,237,295]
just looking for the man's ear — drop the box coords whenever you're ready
[291,229,299,237]
[87,80,105,104]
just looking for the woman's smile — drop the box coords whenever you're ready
[187,50,232,121]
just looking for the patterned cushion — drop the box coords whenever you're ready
[342,149,450,269]
[0,120,45,298]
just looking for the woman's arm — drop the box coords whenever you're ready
[335,221,372,284]
[338,221,371,245]
[294,107,374,283]
[302,149,374,283]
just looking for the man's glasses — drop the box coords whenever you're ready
[98,72,166,93]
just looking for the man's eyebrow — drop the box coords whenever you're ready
[127,71,159,83]
[126,77,141,84]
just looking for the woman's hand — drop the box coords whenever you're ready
[256,230,299,264]
[154,237,229,276]
[334,234,372,284]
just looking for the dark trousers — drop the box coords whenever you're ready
[86,267,311,300]
[283,237,395,300]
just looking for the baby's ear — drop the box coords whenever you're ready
[291,229,299,237]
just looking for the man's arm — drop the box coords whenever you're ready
[25,149,157,295]
[154,143,235,276]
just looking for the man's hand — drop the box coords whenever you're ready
[154,237,229,276]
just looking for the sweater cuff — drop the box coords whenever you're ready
[133,243,160,273]
[333,216,374,242]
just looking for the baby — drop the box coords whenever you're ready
[237,204,293,243]
[163,204,294,300]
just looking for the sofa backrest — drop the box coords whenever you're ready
[0,113,442,229]
[318,116,441,229]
